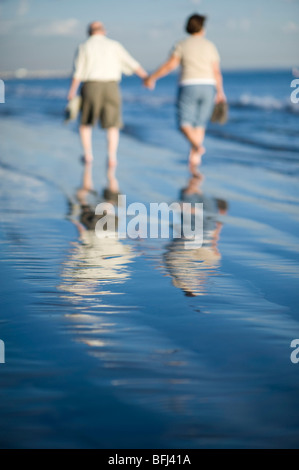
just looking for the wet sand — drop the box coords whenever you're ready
[0,115,299,448]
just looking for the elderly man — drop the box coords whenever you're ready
[68,21,147,169]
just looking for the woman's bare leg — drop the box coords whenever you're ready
[181,125,206,175]
[180,125,202,151]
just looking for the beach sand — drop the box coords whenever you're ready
[0,91,299,448]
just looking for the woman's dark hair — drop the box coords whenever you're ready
[185,14,206,34]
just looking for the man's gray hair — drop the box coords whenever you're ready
[88,21,104,36]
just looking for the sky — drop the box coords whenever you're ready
[0,0,299,74]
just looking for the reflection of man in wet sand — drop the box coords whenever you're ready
[164,173,228,297]
[59,163,134,297]
[68,21,148,169]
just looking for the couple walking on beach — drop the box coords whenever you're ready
[67,14,226,176]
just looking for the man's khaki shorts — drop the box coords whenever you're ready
[80,81,123,128]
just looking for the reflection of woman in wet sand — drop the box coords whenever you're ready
[144,14,226,176]
[164,173,228,297]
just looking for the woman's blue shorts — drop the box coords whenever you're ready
[177,84,216,128]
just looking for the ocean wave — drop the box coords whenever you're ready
[7,85,175,106]
[5,83,299,114]
[123,92,299,114]
[6,84,67,99]
[232,94,299,113]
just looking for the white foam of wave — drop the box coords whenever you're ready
[124,92,299,113]
[239,94,299,113]
[8,84,67,99]
[6,84,299,114]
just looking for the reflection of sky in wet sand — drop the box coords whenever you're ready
[56,168,231,417]
[54,167,299,446]
[0,135,298,448]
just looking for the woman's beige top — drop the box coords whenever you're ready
[172,35,220,85]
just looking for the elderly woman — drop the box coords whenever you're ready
[144,14,226,175]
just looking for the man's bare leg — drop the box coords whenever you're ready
[107,168,119,193]
[107,127,119,173]
[76,162,94,207]
[82,161,93,191]
[79,125,93,163]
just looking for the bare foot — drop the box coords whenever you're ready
[199,145,206,157]
[107,165,119,188]
[108,175,119,193]
[188,146,205,175]
[189,163,201,177]
[82,153,93,164]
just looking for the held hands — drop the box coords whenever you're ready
[143,76,156,90]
